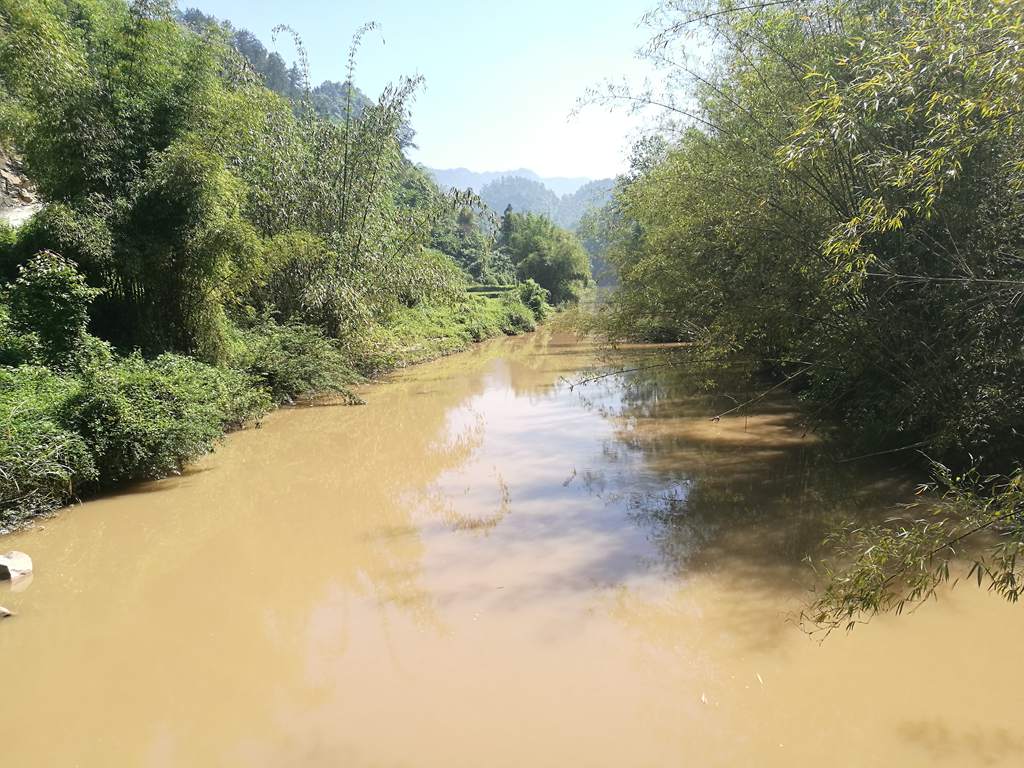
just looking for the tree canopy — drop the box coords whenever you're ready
[499,210,591,304]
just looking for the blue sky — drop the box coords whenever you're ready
[188,0,656,179]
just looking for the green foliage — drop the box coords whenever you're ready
[181,8,414,145]
[601,0,1024,461]
[310,79,374,124]
[806,467,1024,635]
[0,312,377,528]
[254,230,362,337]
[0,366,95,529]
[499,211,591,304]
[229,320,359,403]
[517,278,550,321]
[0,300,40,365]
[576,204,619,287]
[498,291,537,334]
[428,202,513,285]
[118,139,261,360]
[6,251,101,367]
[0,0,462,361]
[1,202,114,284]
[0,221,13,252]
[63,353,270,485]
[358,294,539,373]
[595,0,1024,622]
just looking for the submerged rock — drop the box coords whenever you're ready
[0,551,33,581]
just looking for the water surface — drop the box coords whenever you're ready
[1,332,1021,767]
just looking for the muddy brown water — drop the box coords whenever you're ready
[2,332,1021,767]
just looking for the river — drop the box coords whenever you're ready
[1,331,1021,767]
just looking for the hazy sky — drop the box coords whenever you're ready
[189,0,656,179]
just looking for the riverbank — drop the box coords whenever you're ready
[0,291,544,534]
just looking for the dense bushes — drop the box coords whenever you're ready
[0,303,385,529]
[0,367,94,529]
[0,275,543,530]
[0,301,37,365]
[65,354,270,485]
[229,320,359,403]
[0,353,268,531]
[358,293,539,373]
[7,250,100,366]
[517,279,550,322]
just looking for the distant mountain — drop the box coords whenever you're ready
[479,177,560,221]
[428,168,615,230]
[556,179,616,230]
[428,167,593,197]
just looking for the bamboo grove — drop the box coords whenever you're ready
[593,0,1024,628]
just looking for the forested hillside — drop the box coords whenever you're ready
[478,176,614,230]
[429,167,592,197]
[557,179,615,230]
[589,0,1024,628]
[480,177,559,221]
[430,167,615,231]
[0,0,588,529]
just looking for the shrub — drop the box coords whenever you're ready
[62,353,270,485]
[499,292,537,334]
[353,293,539,373]
[255,232,354,335]
[6,251,101,367]
[0,366,95,530]
[229,320,360,403]
[0,221,20,284]
[0,301,41,366]
[517,279,550,322]
[0,222,14,256]
[1,202,115,284]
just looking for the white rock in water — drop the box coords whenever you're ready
[0,606,11,619]
[0,551,33,581]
